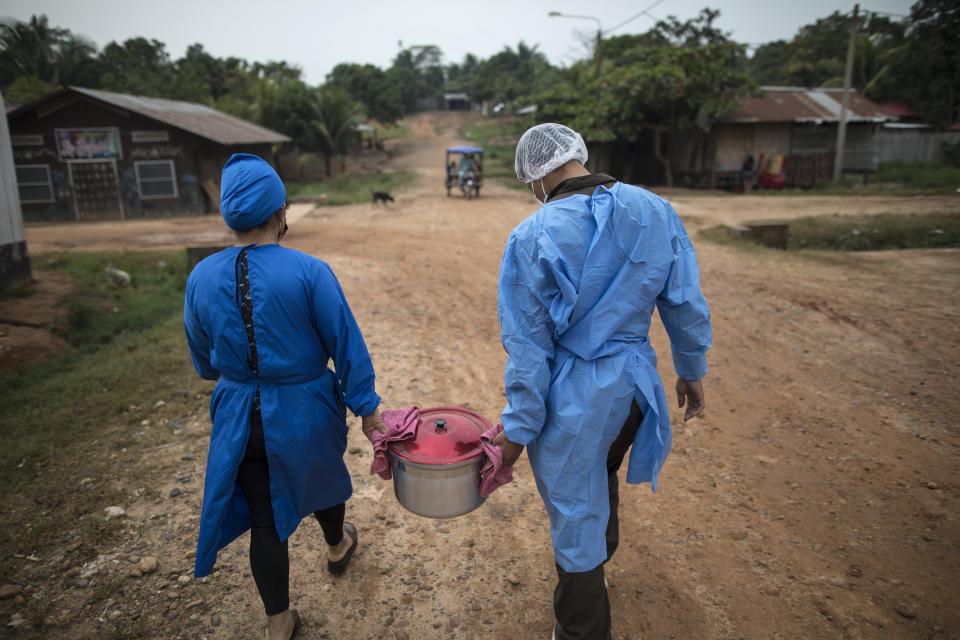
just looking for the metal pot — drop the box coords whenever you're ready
[388,406,491,519]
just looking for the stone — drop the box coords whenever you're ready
[507,575,520,586]
[129,569,143,578]
[0,584,23,599]
[394,633,409,640]
[177,575,191,585]
[169,488,181,498]
[210,614,221,627]
[109,610,122,620]
[7,613,26,628]
[80,561,100,579]
[14,595,25,606]
[73,578,89,588]
[895,603,918,619]
[447,615,460,630]
[78,477,94,487]
[138,557,159,574]
[154,400,167,409]
[104,506,126,519]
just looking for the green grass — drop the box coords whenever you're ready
[378,121,413,140]
[286,170,415,205]
[26,251,189,346]
[0,250,207,578]
[873,162,960,190]
[700,211,960,252]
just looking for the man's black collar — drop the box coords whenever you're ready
[546,173,618,202]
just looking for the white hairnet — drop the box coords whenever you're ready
[514,123,588,183]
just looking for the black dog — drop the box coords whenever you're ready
[372,191,395,205]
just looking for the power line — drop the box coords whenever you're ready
[606,0,666,34]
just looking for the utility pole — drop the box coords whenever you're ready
[833,3,859,182]
[594,28,602,79]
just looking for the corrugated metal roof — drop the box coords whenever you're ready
[60,87,290,145]
[726,87,892,124]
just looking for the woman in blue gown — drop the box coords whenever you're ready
[184,154,385,640]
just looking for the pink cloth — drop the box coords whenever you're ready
[370,406,420,480]
[479,423,514,497]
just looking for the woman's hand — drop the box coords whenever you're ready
[361,407,387,441]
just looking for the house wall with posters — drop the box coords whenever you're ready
[6,87,289,223]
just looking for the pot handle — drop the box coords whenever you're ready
[434,419,447,433]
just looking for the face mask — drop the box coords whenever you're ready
[532,177,547,205]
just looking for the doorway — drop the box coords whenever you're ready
[68,160,124,220]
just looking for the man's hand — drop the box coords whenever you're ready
[361,407,387,441]
[676,377,705,422]
[492,431,524,468]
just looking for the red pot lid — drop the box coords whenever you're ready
[390,406,491,465]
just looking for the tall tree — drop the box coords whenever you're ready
[97,37,175,96]
[537,9,754,186]
[880,0,959,128]
[327,62,404,123]
[746,10,906,99]
[314,85,362,176]
[471,41,552,105]
[0,14,99,101]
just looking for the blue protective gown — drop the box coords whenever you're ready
[498,183,711,573]
[184,244,380,577]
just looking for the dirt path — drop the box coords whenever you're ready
[13,112,960,639]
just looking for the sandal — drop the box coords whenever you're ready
[327,522,358,575]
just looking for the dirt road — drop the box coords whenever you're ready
[17,112,960,639]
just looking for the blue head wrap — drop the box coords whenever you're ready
[219,154,286,231]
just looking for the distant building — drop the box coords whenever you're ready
[687,87,894,188]
[0,92,30,289]
[443,93,472,111]
[6,86,290,222]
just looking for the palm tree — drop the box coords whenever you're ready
[0,14,96,90]
[315,86,362,177]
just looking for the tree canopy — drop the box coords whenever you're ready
[535,9,754,185]
[1,2,957,158]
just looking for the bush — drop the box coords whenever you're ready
[873,162,960,189]
[941,141,960,168]
[701,212,960,252]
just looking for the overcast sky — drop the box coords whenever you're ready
[2,0,913,85]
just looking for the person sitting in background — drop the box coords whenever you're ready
[458,153,479,186]
[184,153,387,640]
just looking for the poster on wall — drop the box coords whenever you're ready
[55,128,122,161]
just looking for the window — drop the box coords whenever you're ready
[11,134,43,146]
[131,130,170,143]
[134,160,178,199]
[15,165,54,203]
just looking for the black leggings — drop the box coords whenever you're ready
[236,395,345,615]
[553,400,643,640]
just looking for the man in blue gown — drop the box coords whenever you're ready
[494,124,712,639]
[184,153,384,639]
